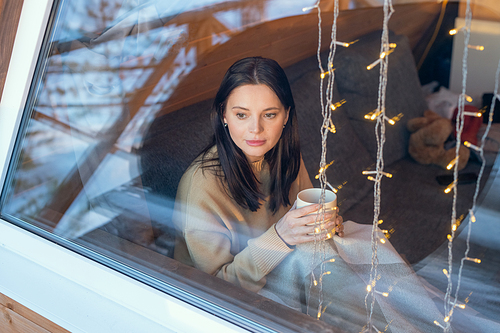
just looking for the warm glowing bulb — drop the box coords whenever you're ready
[367,59,382,70]
[378,219,383,224]
[468,45,485,51]
[444,316,450,323]
[367,285,372,292]
[320,68,335,79]
[447,234,452,241]
[313,279,318,286]
[464,141,481,151]
[444,180,456,194]
[302,5,317,11]
[449,29,458,35]
[452,224,457,231]
[388,118,395,125]
[443,269,449,276]
[463,111,483,117]
[434,320,445,329]
[382,292,389,297]
[466,257,481,264]
[380,238,386,244]
[470,211,476,223]
[330,99,346,111]
[458,304,466,309]
[465,95,473,102]
[447,156,459,170]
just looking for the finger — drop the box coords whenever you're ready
[333,214,342,226]
[293,203,321,217]
[308,222,337,236]
[305,212,336,225]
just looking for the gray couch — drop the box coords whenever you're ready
[139,30,491,265]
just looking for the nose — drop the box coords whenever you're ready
[249,117,263,134]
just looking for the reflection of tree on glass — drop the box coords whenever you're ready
[173,57,344,292]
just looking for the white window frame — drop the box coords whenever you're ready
[0,1,246,332]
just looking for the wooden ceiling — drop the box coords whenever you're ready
[154,2,442,117]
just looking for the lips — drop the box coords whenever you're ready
[246,140,266,146]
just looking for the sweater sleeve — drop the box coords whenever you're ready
[184,221,293,292]
[173,163,293,292]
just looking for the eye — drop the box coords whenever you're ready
[264,113,276,119]
[236,113,247,119]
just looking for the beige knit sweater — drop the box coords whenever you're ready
[173,147,312,292]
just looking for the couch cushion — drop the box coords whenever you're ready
[139,98,214,239]
[286,54,373,212]
[341,157,490,264]
[334,30,428,166]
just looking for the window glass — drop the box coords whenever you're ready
[1,0,500,332]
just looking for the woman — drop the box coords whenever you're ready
[173,57,500,332]
[173,57,343,293]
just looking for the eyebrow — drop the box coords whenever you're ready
[231,106,281,111]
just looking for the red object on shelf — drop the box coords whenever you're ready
[452,105,483,145]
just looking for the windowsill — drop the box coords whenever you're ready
[0,218,245,332]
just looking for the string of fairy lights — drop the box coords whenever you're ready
[440,0,499,331]
[306,0,498,332]
[306,0,340,320]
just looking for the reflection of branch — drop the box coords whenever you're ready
[34,109,95,142]
[38,103,132,227]
[55,0,266,54]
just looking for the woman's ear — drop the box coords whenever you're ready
[284,107,290,126]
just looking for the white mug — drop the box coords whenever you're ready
[297,188,337,234]
[297,188,337,210]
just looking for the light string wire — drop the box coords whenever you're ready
[309,0,341,320]
[443,0,471,329]
[363,0,394,331]
[308,0,324,317]
[448,55,500,329]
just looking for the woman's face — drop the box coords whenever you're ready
[223,84,289,163]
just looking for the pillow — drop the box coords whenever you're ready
[286,54,373,212]
[334,30,428,166]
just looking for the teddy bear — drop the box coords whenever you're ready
[407,110,470,170]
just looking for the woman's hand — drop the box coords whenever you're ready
[275,201,344,246]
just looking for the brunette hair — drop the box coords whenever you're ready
[201,56,301,213]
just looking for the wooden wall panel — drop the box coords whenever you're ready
[157,2,441,116]
[0,293,69,333]
[459,0,500,22]
[0,0,25,99]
